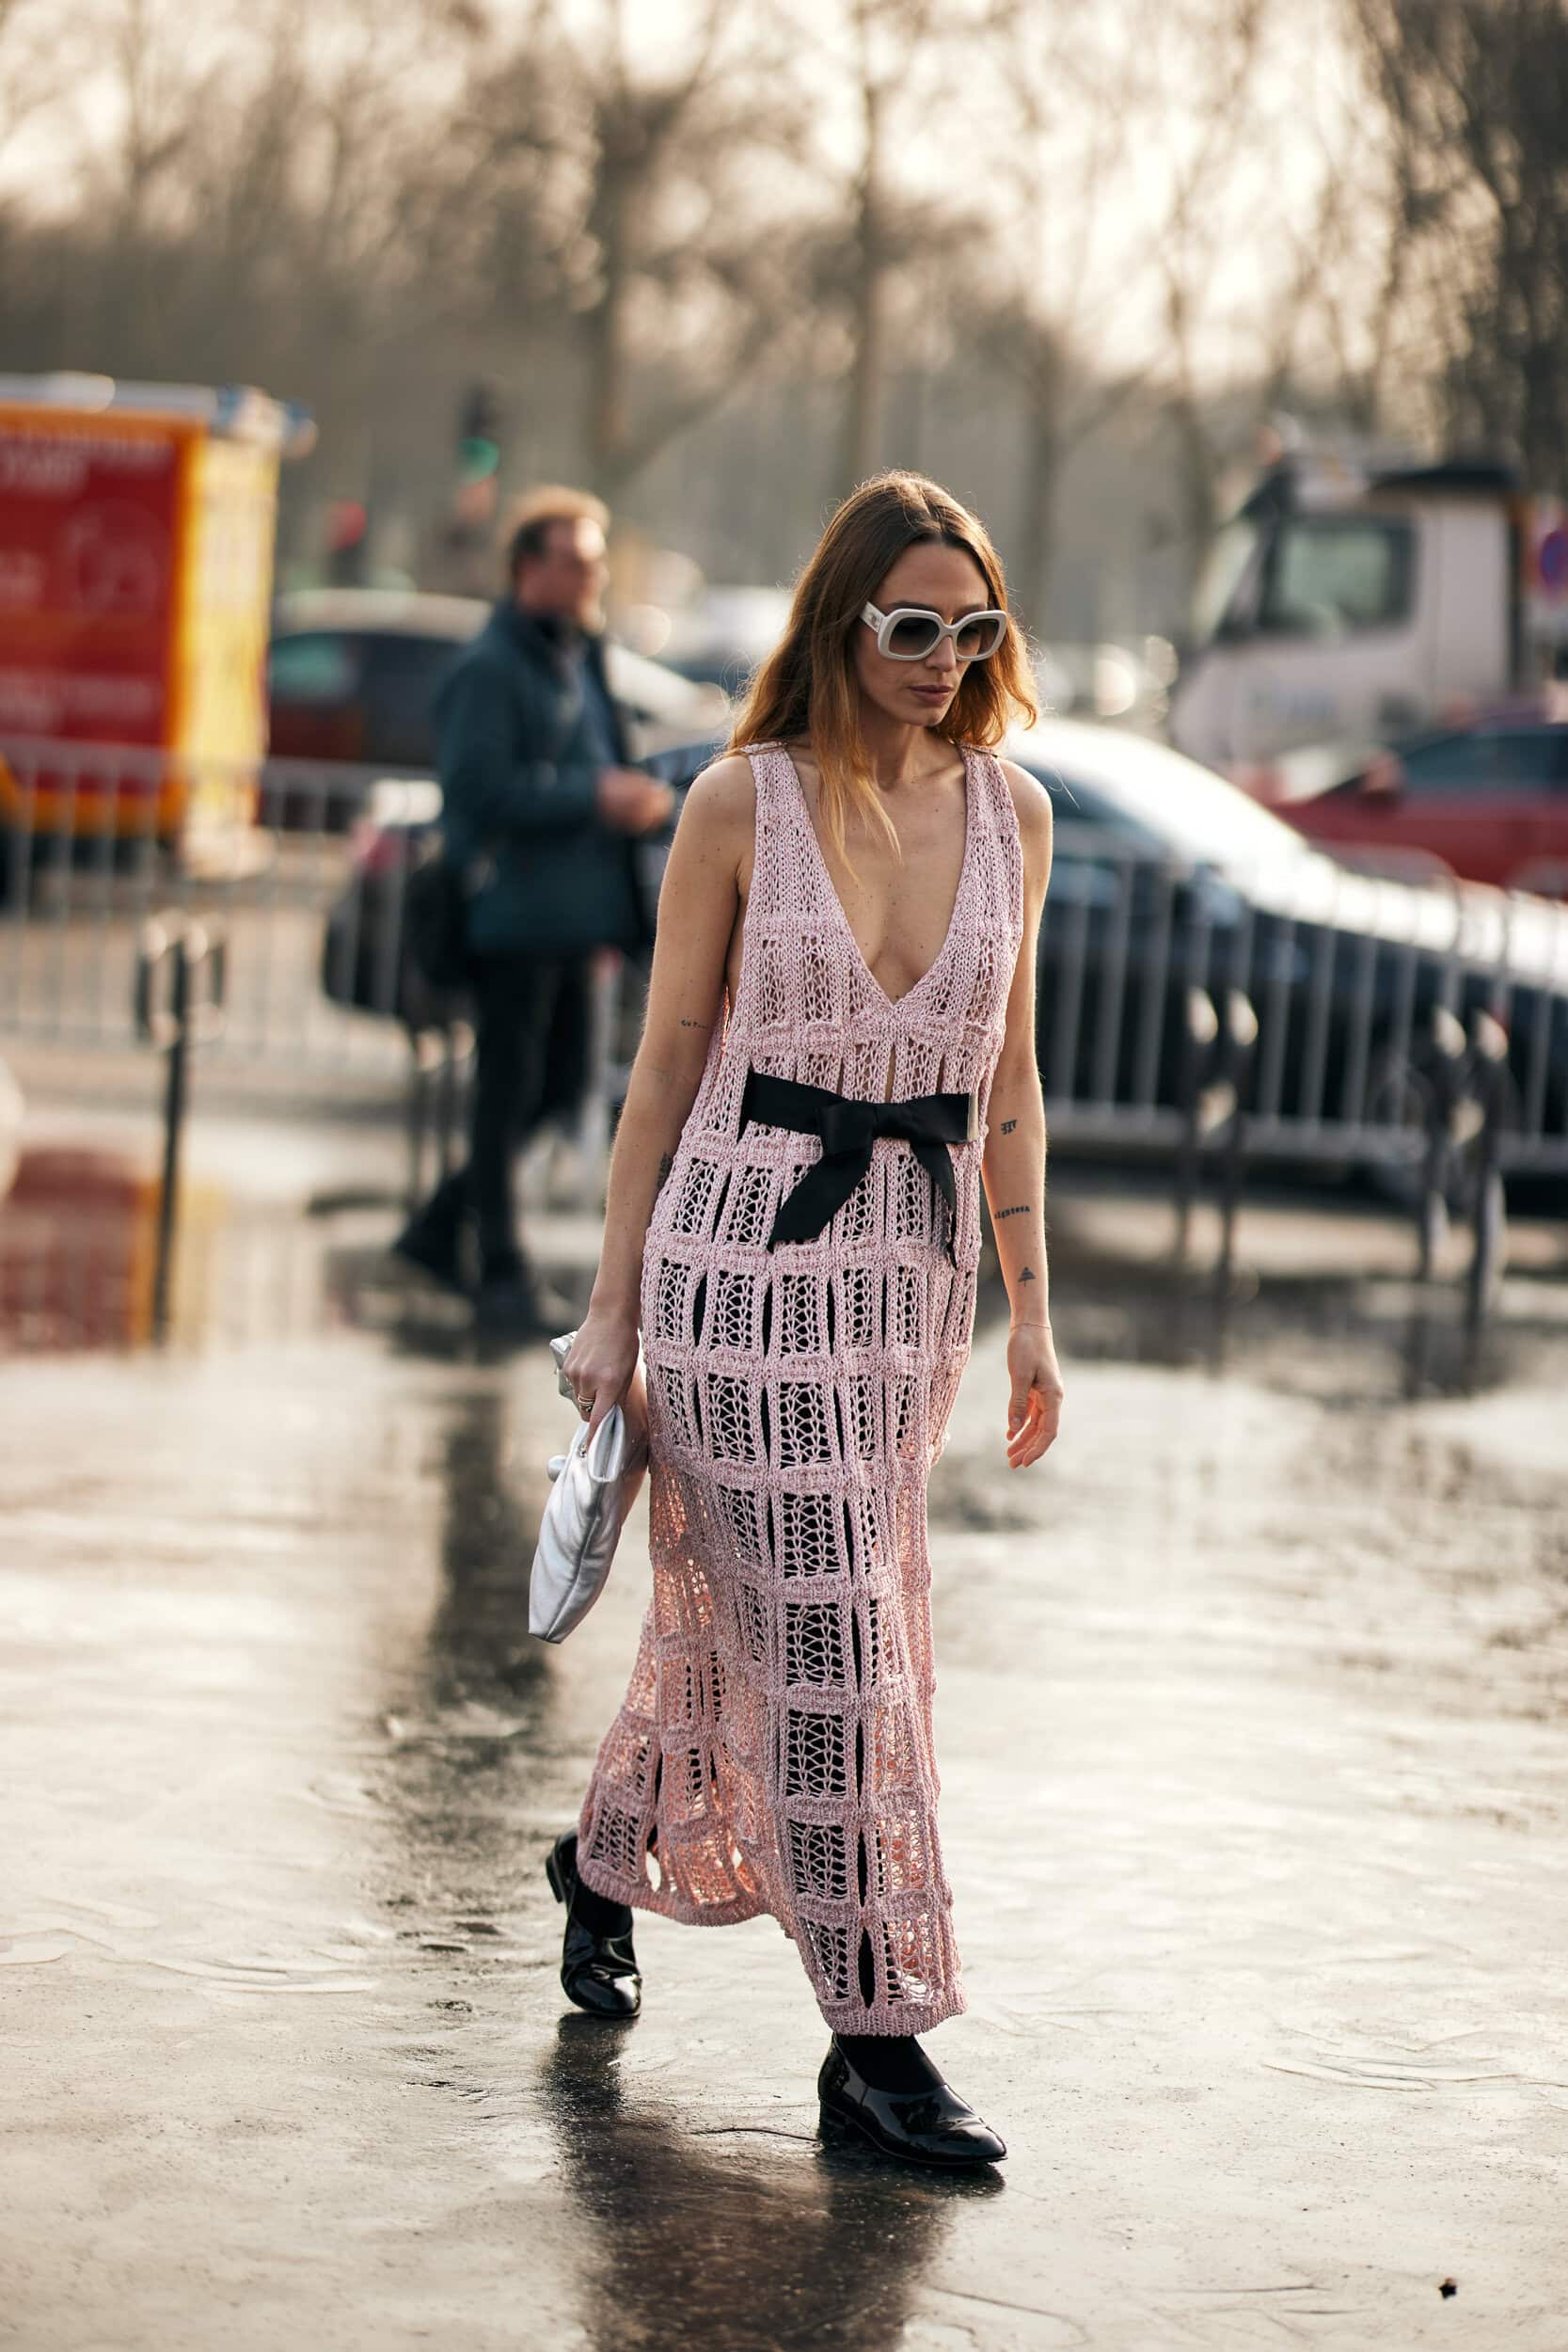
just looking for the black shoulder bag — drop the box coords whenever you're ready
[403,834,473,993]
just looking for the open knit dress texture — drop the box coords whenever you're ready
[576,739,1024,2036]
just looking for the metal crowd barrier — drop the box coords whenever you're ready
[1035,820,1568,1186]
[0,738,410,1080]
[2,741,1567,1196]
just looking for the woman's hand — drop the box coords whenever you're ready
[562,1310,641,1446]
[1006,1321,1064,1469]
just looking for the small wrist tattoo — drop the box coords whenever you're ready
[1000,1118,1018,1134]
[1019,1264,1037,1282]
[679,1017,711,1030]
[994,1203,1028,1219]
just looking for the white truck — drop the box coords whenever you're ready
[1169,447,1568,785]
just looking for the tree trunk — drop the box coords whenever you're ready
[584,136,633,498]
[1017,358,1065,636]
[840,79,884,497]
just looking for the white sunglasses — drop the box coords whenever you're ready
[861,600,1008,662]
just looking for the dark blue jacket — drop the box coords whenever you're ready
[435,602,647,959]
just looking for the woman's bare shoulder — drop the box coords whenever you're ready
[995,756,1053,840]
[994,756,1053,903]
[675,752,757,843]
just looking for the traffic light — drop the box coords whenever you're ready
[457,382,503,482]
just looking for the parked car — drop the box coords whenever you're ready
[655,586,793,700]
[325,716,1568,1196]
[1008,720,1568,1190]
[1272,721,1568,896]
[267,588,728,827]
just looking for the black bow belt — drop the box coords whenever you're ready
[738,1067,976,1265]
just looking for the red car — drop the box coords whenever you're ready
[1282,722,1568,895]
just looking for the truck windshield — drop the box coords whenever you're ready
[1192,512,1417,645]
[1191,518,1259,644]
[1261,517,1414,636]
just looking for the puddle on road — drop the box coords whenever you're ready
[3,1366,575,2012]
[0,1130,591,1359]
[8,1133,1565,1413]
[0,1912,383,1995]
[524,2022,1012,2352]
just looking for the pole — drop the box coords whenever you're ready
[151,932,190,1342]
[1211,989,1259,1367]
[1463,1010,1511,1386]
[135,914,224,1348]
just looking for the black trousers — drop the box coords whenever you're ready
[415,953,591,1278]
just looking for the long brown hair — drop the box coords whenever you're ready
[731,471,1037,863]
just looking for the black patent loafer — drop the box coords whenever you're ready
[545,1831,641,2019]
[817,2040,1006,2169]
[474,1265,576,1338]
[389,1220,466,1295]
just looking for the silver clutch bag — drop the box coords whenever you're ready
[529,1332,647,1644]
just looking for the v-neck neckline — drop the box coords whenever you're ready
[780,740,975,1014]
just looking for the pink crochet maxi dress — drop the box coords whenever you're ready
[575,739,1023,2035]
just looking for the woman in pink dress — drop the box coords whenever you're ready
[552,471,1063,2169]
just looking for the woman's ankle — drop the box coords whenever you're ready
[832,2032,943,2095]
[572,1870,633,1937]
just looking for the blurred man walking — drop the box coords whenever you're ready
[394,488,673,1335]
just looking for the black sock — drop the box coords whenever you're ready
[572,1876,632,1938]
[833,2032,944,2095]
[566,1845,633,1939]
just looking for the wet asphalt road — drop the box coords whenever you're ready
[5,1239,1568,2349]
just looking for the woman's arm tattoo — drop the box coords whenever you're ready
[994,1203,1030,1219]
[1000,1117,1018,1134]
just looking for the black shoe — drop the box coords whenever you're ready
[389,1219,466,1295]
[545,1831,641,2019]
[473,1263,575,1336]
[817,2040,1006,2169]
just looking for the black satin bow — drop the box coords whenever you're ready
[738,1067,975,1266]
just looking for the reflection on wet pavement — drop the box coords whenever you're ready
[8,1108,1568,1409]
[536,2021,1013,2352]
[5,1279,1568,2346]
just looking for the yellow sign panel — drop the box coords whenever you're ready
[172,431,279,840]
